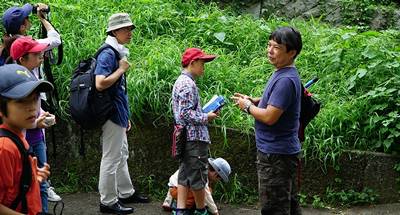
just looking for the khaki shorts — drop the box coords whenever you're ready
[178,141,209,190]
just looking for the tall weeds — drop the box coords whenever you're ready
[1,0,399,164]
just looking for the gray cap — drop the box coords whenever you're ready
[106,13,135,33]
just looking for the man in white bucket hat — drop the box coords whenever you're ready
[162,157,231,215]
[96,13,148,215]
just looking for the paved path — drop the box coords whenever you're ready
[52,192,400,215]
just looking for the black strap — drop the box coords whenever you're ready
[94,44,121,61]
[94,44,127,93]
[79,127,85,157]
[53,200,65,215]
[39,17,63,160]
[0,128,31,214]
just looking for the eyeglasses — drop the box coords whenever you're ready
[119,26,135,32]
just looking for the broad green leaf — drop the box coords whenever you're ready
[384,61,399,68]
[357,68,367,78]
[214,32,226,42]
[362,48,377,59]
[341,32,356,40]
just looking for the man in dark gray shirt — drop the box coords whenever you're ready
[232,26,303,215]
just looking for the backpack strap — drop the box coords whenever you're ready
[94,44,121,61]
[93,43,126,93]
[0,128,32,214]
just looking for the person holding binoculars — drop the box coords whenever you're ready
[1,3,61,65]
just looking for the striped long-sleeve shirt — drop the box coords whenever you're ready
[172,70,210,143]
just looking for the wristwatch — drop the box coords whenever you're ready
[243,100,252,114]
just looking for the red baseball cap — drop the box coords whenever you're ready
[10,37,49,60]
[181,48,216,67]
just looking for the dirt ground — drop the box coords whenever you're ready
[49,192,400,215]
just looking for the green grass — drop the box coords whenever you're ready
[2,0,399,178]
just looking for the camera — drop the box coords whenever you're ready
[32,4,50,14]
[44,115,56,126]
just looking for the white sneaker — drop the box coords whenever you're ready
[47,187,62,202]
[162,192,173,211]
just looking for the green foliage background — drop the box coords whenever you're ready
[1,0,399,167]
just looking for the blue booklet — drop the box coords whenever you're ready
[202,95,225,113]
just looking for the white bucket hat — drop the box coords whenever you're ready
[106,13,135,33]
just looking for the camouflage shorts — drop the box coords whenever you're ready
[257,151,302,215]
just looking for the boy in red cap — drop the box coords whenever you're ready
[171,48,218,215]
[11,37,48,71]
[10,36,59,215]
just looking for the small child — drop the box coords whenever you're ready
[11,36,61,213]
[162,158,231,215]
[0,64,52,215]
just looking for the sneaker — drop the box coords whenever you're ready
[162,194,173,211]
[162,201,172,212]
[47,187,62,202]
[194,209,208,215]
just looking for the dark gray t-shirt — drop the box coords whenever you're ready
[255,67,301,154]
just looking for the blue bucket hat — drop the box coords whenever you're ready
[0,64,53,99]
[2,3,33,34]
[208,157,231,182]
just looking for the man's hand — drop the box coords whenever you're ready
[32,157,50,183]
[119,58,130,73]
[127,120,132,132]
[231,95,252,111]
[234,92,256,103]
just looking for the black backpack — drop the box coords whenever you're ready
[0,128,32,214]
[298,84,321,142]
[69,44,121,129]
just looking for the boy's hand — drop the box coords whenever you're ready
[32,157,50,183]
[207,112,219,122]
[36,112,49,128]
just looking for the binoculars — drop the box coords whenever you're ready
[32,4,50,14]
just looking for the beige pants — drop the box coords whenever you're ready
[99,120,135,205]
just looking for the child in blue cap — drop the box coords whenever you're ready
[0,64,52,215]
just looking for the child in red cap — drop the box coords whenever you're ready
[10,36,60,214]
[171,48,218,215]
[11,37,48,71]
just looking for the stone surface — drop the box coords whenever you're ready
[237,0,400,30]
[53,192,400,215]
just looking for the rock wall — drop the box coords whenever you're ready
[213,0,400,30]
[47,119,400,203]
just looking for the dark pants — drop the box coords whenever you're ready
[257,151,301,215]
[178,141,209,190]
